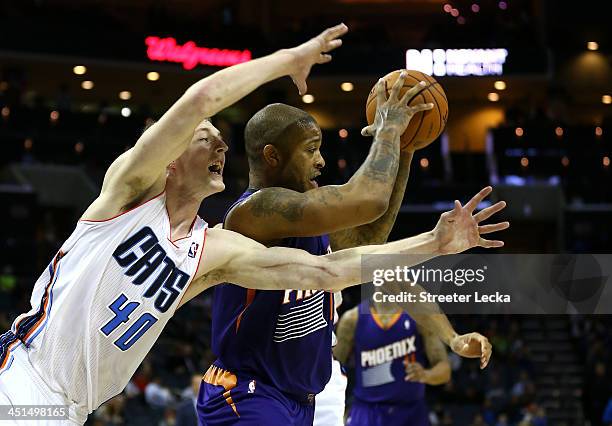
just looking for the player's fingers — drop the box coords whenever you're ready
[292,77,307,96]
[479,238,505,248]
[324,39,342,52]
[478,221,510,234]
[375,78,387,109]
[441,201,461,221]
[361,125,375,137]
[400,80,427,104]
[317,54,332,64]
[474,201,506,223]
[321,23,348,41]
[409,102,434,114]
[389,70,407,101]
[465,186,493,212]
[481,339,492,369]
[453,200,462,214]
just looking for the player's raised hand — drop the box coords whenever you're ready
[361,72,433,138]
[450,332,493,369]
[283,23,348,95]
[433,186,509,254]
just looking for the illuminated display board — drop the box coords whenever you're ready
[406,48,509,76]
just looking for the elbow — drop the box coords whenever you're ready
[364,196,389,221]
[187,83,215,118]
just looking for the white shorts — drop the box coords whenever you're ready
[314,358,347,426]
[0,345,80,425]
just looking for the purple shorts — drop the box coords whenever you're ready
[346,398,430,426]
[196,364,315,426]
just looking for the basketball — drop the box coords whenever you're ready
[365,70,448,150]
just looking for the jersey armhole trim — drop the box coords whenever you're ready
[79,189,166,223]
[176,226,208,308]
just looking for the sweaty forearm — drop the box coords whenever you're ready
[411,313,457,347]
[348,128,402,203]
[368,150,413,241]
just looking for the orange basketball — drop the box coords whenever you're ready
[365,70,449,150]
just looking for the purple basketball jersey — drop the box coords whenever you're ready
[353,300,426,404]
[211,188,334,398]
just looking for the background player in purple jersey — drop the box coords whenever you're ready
[197,70,505,425]
[336,298,452,426]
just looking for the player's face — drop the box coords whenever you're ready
[176,119,228,194]
[279,122,325,192]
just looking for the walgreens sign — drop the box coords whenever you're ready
[145,36,252,70]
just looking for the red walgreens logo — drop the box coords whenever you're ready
[145,36,252,70]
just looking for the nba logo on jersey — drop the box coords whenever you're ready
[248,380,256,394]
[404,320,410,330]
[188,242,199,258]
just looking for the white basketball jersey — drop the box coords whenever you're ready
[1,192,207,423]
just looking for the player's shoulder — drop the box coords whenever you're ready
[225,186,304,240]
[232,186,304,214]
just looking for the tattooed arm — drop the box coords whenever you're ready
[226,73,433,243]
[405,323,451,385]
[330,150,414,250]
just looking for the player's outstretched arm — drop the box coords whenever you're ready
[85,23,348,218]
[226,73,433,242]
[181,187,508,304]
[179,226,437,306]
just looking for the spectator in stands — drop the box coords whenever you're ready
[470,413,486,426]
[486,370,507,411]
[518,406,548,426]
[495,413,509,426]
[512,370,535,402]
[440,411,453,425]
[144,377,175,409]
[160,407,177,426]
[176,373,201,426]
[481,398,496,425]
[92,394,126,425]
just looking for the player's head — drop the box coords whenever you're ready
[245,103,325,192]
[169,118,228,196]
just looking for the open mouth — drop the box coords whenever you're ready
[208,160,223,175]
[309,173,321,188]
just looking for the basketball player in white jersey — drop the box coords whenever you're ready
[0,22,508,425]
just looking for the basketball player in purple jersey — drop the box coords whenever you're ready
[197,71,505,424]
[336,298,451,426]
